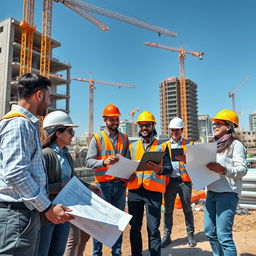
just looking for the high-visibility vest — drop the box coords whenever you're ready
[127,138,166,193]
[94,130,128,183]
[161,138,193,183]
[1,110,29,120]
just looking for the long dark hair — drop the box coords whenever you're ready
[217,129,244,153]
[41,127,66,148]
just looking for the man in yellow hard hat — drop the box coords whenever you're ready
[127,111,172,256]
[85,104,130,256]
[160,117,197,248]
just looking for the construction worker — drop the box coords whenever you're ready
[0,73,74,255]
[128,111,172,256]
[160,117,197,248]
[205,110,247,255]
[85,104,130,256]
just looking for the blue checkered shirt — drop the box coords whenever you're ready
[0,105,51,212]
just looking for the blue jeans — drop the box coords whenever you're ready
[163,180,194,236]
[128,187,162,256]
[93,181,126,256]
[204,191,239,256]
[38,222,71,256]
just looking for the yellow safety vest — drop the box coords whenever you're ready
[161,138,193,183]
[127,138,166,193]
[94,130,128,183]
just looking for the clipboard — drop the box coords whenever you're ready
[171,148,184,161]
[136,151,166,171]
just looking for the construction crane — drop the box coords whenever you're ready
[144,42,204,138]
[22,0,176,77]
[129,107,140,137]
[72,75,136,139]
[228,75,251,112]
[19,0,36,75]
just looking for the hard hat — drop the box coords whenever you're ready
[168,117,184,129]
[43,111,78,130]
[137,111,156,124]
[102,104,121,117]
[210,109,239,127]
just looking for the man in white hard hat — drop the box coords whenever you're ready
[160,117,197,248]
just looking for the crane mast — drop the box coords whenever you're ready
[72,76,136,140]
[144,42,203,138]
[20,0,36,75]
[228,75,251,112]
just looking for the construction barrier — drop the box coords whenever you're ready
[239,169,256,210]
[160,189,206,209]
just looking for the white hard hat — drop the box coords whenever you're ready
[43,111,78,134]
[168,117,184,129]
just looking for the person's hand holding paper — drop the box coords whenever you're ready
[103,155,119,166]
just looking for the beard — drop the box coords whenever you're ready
[106,123,118,132]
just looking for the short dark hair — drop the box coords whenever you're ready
[17,73,52,99]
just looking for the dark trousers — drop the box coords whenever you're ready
[128,187,162,256]
[163,180,194,236]
[0,206,40,256]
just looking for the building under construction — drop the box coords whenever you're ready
[0,17,71,117]
[160,77,199,141]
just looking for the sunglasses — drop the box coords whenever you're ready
[212,122,226,127]
[65,128,75,136]
[138,123,152,128]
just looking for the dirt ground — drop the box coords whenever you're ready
[85,208,256,256]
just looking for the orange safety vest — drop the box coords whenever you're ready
[161,138,193,183]
[1,110,29,120]
[94,130,128,183]
[127,138,166,193]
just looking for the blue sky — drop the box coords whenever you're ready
[1,0,256,136]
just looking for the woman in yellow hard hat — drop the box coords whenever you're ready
[205,109,247,255]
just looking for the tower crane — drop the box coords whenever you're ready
[144,42,204,138]
[72,75,136,139]
[228,75,251,112]
[129,107,140,137]
[40,0,177,77]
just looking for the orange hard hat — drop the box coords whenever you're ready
[102,104,121,117]
[210,109,239,127]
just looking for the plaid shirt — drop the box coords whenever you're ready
[0,105,51,212]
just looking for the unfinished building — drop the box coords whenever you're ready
[0,17,71,117]
[160,77,199,141]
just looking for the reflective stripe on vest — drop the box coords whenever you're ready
[1,110,29,120]
[162,138,193,183]
[127,139,166,193]
[94,130,128,183]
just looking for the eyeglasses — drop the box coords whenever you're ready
[212,122,226,127]
[65,128,75,136]
[138,123,152,128]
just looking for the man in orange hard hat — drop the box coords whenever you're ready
[85,104,130,256]
[127,111,172,256]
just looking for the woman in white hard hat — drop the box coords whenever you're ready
[37,111,100,256]
[205,109,247,256]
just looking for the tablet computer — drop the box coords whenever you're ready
[171,148,184,161]
[136,151,166,171]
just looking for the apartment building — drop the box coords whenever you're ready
[0,17,71,116]
[160,77,199,141]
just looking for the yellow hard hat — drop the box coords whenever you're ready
[137,111,156,124]
[210,109,239,127]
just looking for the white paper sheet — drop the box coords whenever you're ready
[52,176,132,248]
[185,143,220,191]
[106,154,139,179]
